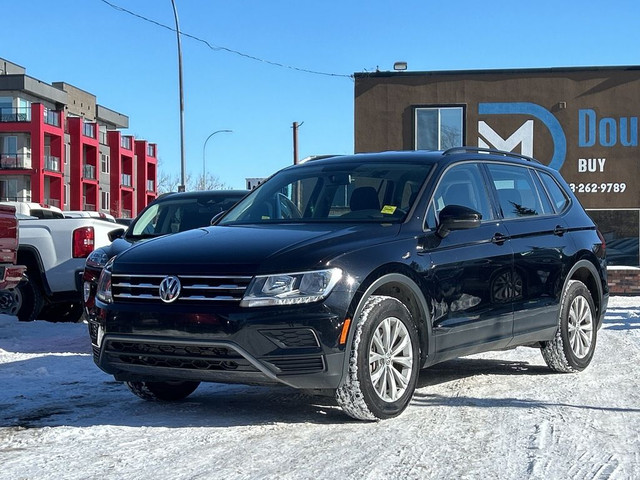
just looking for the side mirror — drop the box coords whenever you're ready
[108,228,126,242]
[437,205,482,238]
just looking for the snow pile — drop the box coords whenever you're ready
[1,297,639,479]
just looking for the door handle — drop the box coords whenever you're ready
[553,225,567,236]
[491,233,508,245]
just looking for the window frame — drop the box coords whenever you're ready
[413,104,466,151]
[484,162,558,221]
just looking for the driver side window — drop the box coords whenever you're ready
[425,163,493,229]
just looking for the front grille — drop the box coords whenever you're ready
[92,345,100,363]
[260,328,320,348]
[104,340,259,372]
[266,356,325,374]
[88,321,99,344]
[111,274,252,304]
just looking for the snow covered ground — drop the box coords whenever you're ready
[1,297,638,480]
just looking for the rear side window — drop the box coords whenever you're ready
[486,164,552,219]
[539,172,570,213]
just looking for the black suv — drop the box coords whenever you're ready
[82,190,248,319]
[90,149,608,420]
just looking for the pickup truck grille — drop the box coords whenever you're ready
[111,274,252,304]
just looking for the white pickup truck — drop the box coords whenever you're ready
[12,217,124,322]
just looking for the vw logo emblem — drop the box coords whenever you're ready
[159,275,181,303]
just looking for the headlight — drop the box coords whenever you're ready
[240,268,342,307]
[86,248,111,268]
[96,258,115,304]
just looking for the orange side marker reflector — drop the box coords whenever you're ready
[339,318,352,345]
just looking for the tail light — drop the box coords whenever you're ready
[73,226,95,258]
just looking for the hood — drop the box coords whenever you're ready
[113,223,401,275]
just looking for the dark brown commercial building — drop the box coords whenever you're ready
[354,66,640,293]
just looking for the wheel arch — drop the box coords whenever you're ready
[341,265,433,380]
[565,257,604,328]
[17,245,51,296]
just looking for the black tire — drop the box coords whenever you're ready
[16,274,45,322]
[336,295,420,420]
[0,288,20,316]
[40,303,85,323]
[126,380,200,401]
[541,280,597,373]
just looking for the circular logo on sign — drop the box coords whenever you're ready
[159,275,181,303]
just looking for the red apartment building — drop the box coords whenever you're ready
[0,58,157,218]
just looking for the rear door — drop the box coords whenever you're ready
[485,163,573,344]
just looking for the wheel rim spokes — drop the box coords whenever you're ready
[568,295,593,359]
[368,317,414,402]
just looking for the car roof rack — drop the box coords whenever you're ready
[443,147,541,164]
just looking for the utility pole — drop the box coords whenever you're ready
[170,0,186,192]
[292,121,303,165]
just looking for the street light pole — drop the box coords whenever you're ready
[170,0,186,192]
[202,129,232,190]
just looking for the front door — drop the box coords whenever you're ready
[420,162,514,361]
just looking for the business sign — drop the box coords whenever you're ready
[478,102,639,209]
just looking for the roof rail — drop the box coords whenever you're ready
[443,147,541,164]
[299,154,342,164]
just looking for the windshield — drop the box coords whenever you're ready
[128,194,243,239]
[219,161,432,225]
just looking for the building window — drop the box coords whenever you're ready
[65,143,70,165]
[101,191,110,211]
[0,179,19,201]
[64,184,69,206]
[587,209,639,267]
[414,106,464,150]
[101,153,110,173]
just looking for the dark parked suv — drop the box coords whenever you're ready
[83,190,248,319]
[90,149,608,420]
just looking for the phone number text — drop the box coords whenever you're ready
[569,183,627,194]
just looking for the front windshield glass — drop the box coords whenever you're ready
[219,161,432,225]
[128,195,242,238]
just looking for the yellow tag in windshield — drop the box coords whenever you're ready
[381,205,397,215]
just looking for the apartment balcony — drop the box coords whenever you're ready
[121,173,132,187]
[121,208,132,218]
[146,179,155,191]
[147,144,156,157]
[0,107,31,123]
[43,109,61,127]
[1,195,31,202]
[44,155,61,172]
[121,136,132,150]
[83,164,96,180]
[44,198,61,208]
[0,153,32,169]
[84,203,96,211]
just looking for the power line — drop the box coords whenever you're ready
[99,0,353,79]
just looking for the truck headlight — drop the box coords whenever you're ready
[240,268,342,307]
[96,259,115,304]
[86,248,111,268]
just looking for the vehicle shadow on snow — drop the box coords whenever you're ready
[3,354,640,429]
[602,306,640,330]
[0,354,352,428]
[412,357,640,413]
[416,357,552,389]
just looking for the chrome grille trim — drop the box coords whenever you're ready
[111,274,252,303]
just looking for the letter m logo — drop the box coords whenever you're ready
[478,120,534,157]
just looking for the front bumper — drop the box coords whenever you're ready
[90,294,351,390]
